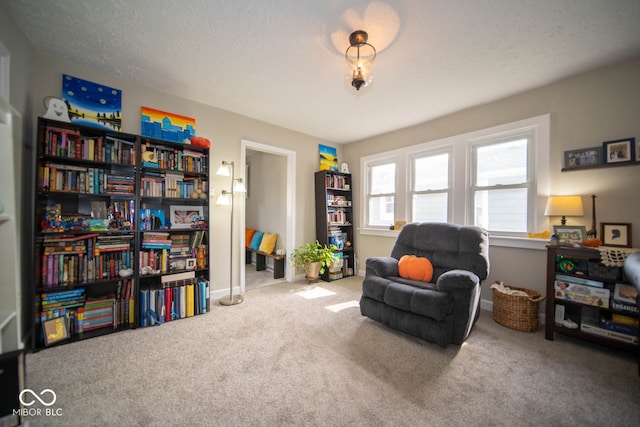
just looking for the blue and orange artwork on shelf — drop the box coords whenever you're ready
[141,106,196,143]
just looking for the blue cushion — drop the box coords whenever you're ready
[249,231,264,251]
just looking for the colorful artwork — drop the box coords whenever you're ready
[62,74,122,131]
[141,106,196,143]
[319,144,338,171]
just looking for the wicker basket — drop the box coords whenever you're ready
[492,282,545,332]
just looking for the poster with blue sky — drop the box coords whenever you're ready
[319,144,338,171]
[62,74,122,131]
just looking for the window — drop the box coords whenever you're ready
[411,151,450,223]
[361,115,549,240]
[472,137,531,233]
[367,162,396,226]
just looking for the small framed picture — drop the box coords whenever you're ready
[42,317,70,346]
[186,258,197,270]
[603,138,635,164]
[636,142,640,162]
[169,205,204,230]
[563,147,601,169]
[600,222,632,248]
[553,225,587,245]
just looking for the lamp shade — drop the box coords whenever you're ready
[216,191,231,206]
[233,178,246,193]
[544,196,584,217]
[216,162,232,177]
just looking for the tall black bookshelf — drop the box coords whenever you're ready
[314,171,355,281]
[32,117,210,351]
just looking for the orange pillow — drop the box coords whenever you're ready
[398,255,433,282]
[245,228,256,248]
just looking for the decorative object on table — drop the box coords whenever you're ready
[290,241,338,283]
[393,220,407,231]
[169,205,203,230]
[319,144,338,172]
[216,160,247,306]
[544,195,584,225]
[586,194,597,238]
[190,136,210,148]
[62,74,122,131]
[42,96,70,122]
[563,147,601,169]
[140,106,195,143]
[602,137,635,165]
[553,225,587,245]
[600,222,632,248]
[340,161,350,173]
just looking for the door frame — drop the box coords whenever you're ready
[239,139,296,292]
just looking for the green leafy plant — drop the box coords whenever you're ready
[290,241,338,274]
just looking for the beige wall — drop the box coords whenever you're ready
[344,56,640,313]
[28,54,336,296]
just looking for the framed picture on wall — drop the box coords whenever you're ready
[603,138,635,164]
[170,205,203,229]
[563,147,601,169]
[600,222,632,248]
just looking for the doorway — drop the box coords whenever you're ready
[240,140,296,293]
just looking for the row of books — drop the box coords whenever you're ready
[38,281,135,346]
[139,276,210,327]
[38,162,135,195]
[327,208,350,225]
[580,306,638,345]
[43,128,136,165]
[38,233,134,287]
[554,274,638,311]
[141,146,208,173]
[324,173,349,190]
[139,173,207,198]
[140,244,208,275]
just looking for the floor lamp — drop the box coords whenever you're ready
[216,160,246,306]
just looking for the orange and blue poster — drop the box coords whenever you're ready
[141,106,196,143]
[62,74,122,131]
[319,144,338,171]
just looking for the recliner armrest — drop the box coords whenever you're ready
[436,269,480,292]
[366,256,399,278]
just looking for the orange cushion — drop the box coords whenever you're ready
[245,228,256,248]
[398,255,433,282]
[259,232,278,254]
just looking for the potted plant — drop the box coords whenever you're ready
[290,241,338,281]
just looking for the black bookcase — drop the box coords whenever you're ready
[314,171,355,281]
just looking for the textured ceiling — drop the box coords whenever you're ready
[6,0,640,143]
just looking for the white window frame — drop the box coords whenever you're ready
[360,114,550,248]
[408,147,452,224]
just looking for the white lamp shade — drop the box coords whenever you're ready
[233,178,246,193]
[216,192,231,206]
[216,162,232,177]
[544,196,584,217]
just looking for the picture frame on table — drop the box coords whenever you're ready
[602,138,635,165]
[553,225,587,245]
[600,222,632,248]
[169,205,204,230]
[563,147,601,169]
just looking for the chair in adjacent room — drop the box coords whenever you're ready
[360,222,490,347]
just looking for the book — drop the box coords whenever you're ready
[554,280,610,308]
[554,274,604,289]
[613,283,637,304]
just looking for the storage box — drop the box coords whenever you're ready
[554,280,610,308]
[587,261,620,280]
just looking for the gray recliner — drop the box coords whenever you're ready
[360,222,490,346]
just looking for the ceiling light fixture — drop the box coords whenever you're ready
[345,30,376,91]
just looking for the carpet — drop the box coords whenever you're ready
[24,277,640,426]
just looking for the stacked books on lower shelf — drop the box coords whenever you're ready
[138,271,210,327]
[554,274,639,345]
